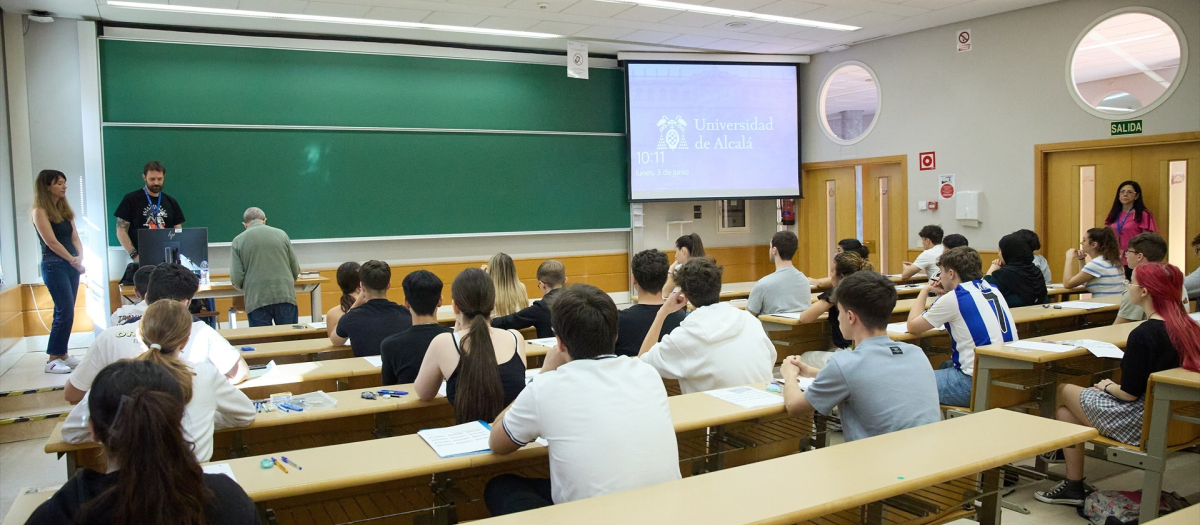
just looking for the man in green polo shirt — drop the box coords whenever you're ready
[230,207,301,326]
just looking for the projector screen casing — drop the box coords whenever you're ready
[624,60,802,202]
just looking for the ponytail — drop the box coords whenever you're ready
[138,301,195,402]
[336,261,362,313]
[451,269,505,424]
[80,361,210,525]
[1134,263,1200,372]
[833,252,873,279]
[676,233,706,258]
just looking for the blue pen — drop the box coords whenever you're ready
[281,456,303,470]
[280,403,304,412]
[241,346,255,351]
[377,390,408,396]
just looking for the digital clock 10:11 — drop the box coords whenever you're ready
[635,151,666,164]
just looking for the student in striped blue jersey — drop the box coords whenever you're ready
[1063,227,1124,297]
[906,247,1018,406]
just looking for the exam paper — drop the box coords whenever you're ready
[202,463,238,483]
[1054,301,1109,311]
[705,386,783,409]
[418,421,492,458]
[769,312,803,320]
[307,321,327,329]
[527,337,558,347]
[1004,341,1076,353]
[1061,339,1124,359]
[363,356,383,367]
[886,322,945,334]
[797,377,815,391]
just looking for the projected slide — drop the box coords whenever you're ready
[627,62,799,201]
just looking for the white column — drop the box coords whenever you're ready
[3,12,39,283]
[78,21,110,330]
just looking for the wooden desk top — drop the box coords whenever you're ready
[890,297,1121,343]
[241,338,345,359]
[975,321,1141,364]
[206,383,786,502]
[236,357,383,391]
[759,298,924,327]
[201,276,328,293]
[220,324,326,345]
[471,410,1097,525]
[0,486,58,525]
[1150,368,1200,389]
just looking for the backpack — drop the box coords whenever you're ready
[1081,490,1189,525]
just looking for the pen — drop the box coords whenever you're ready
[272,457,288,474]
[377,390,408,396]
[281,456,303,470]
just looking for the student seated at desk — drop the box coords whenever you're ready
[614,250,685,357]
[662,233,705,298]
[781,271,941,442]
[638,257,776,393]
[110,264,154,326]
[323,261,360,340]
[1187,234,1200,300]
[906,247,1017,407]
[63,301,255,461]
[1114,233,1184,325]
[381,271,453,385]
[28,360,258,525]
[484,252,529,317]
[417,269,526,423]
[902,225,944,280]
[333,260,412,357]
[798,252,873,368]
[747,231,811,316]
[1036,263,1200,507]
[984,233,1049,307]
[65,263,249,404]
[1063,227,1124,297]
[491,260,565,338]
[1016,229,1053,286]
[485,285,680,515]
[810,238,868,288]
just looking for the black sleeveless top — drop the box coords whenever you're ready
[445,331,526,409]
[38,217,76,258]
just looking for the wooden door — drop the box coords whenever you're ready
[1132,142,1200,273]
[799,166,856,277]
[862,163,907,275]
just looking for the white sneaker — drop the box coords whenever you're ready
[60,355,81,368]
[45,360,72,374]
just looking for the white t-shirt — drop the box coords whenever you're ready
[109,300,148,326]
[912,244,945,279]
[500,356,680,504]
[922,279,1018,377]
[1080,256,1124,296]
[640,303,776,394]
[62,360,255,462]
[68,320,242,392]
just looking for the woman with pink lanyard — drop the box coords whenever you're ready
[1104,180,1157,280]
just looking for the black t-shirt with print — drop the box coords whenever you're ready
[114,188,186,251]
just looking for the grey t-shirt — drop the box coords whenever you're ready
[747,266,812,315]
[804,336,942,442]
[1033,255,1052,286]
[1117,284,1190,322]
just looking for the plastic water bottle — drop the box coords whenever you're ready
[200,259,210,286]
[228,307,238,329]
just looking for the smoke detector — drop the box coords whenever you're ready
[28,11,55,23]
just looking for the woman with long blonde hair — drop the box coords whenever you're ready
[61,301,255,461]
[484,253,528,317]
[31,170,85,374]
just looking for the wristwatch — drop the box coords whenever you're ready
[128,249,138,259]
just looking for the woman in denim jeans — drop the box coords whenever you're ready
[31,170,85,374]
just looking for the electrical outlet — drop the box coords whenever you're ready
[693,205,702,219]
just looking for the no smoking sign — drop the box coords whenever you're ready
[957,29,972,52]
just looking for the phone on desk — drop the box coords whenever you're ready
[249,363,268,371]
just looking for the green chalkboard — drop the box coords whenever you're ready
[100,39,630,244]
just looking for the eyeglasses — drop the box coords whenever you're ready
[1124,280,1142,290]
[1124,248,1140,255]
[1118,190,1138,195]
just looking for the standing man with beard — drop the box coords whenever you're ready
[114,161,186,263]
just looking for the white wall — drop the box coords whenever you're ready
[801,0,1200,250]
[636,199,780,254]
[0,16,17,288]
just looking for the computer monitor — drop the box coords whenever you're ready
[138,228,209,273]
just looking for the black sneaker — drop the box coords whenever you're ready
[1034,480,1086,506]
[1040,449,1065,464]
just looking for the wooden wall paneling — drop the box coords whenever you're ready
[20,284,94,335]
[1133,142,1200,273]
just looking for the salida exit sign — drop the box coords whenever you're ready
[1110,119,1143,136]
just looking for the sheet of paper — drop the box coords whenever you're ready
[1061,339,1124,359]
[362,356,383,367]
[307,321,327,329]
[705,386,783,409]
[527,337,557,347]
[769,312,803,320]
[438,381,447,398]
[1054,301,1109,311]
[1004,341,1076,353]
[796,377,815,391]
[728,298,748,305]
[209,281,233,287]
[1048,283,1064,289]
[202,463,238,483]
[886,322,945,334]
[418,421,492,458]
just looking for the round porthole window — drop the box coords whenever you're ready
[819,61,880,145]
[1068,8,1187,119]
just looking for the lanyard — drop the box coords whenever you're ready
[1116,210,1131,236]
[144,187,162,227]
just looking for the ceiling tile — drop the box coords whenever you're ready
[661,34,722,47]
[447,0,514,7]
[239,0,308,13]
[798,5,865,22]
[572,25,637,39]
[705,17,772,32]
[421,11,490,25]
[748,22,806,37]
[302,1,370,16]
[659,11,729,28]
[505,0,581,13]
[786,26,852,40]
[705,38,758,51]
[611,6,679,23]
[526,20,589,35]
[836,11,905,27]
[622,29,682,43]
[364,6,434,22]
[741,42,793,53]
[703,0,777,10]
[560,0,633,18]
[172,0,240,8]
[751,0,823,17]
[902,0,971,10]
[474,16,541,30]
